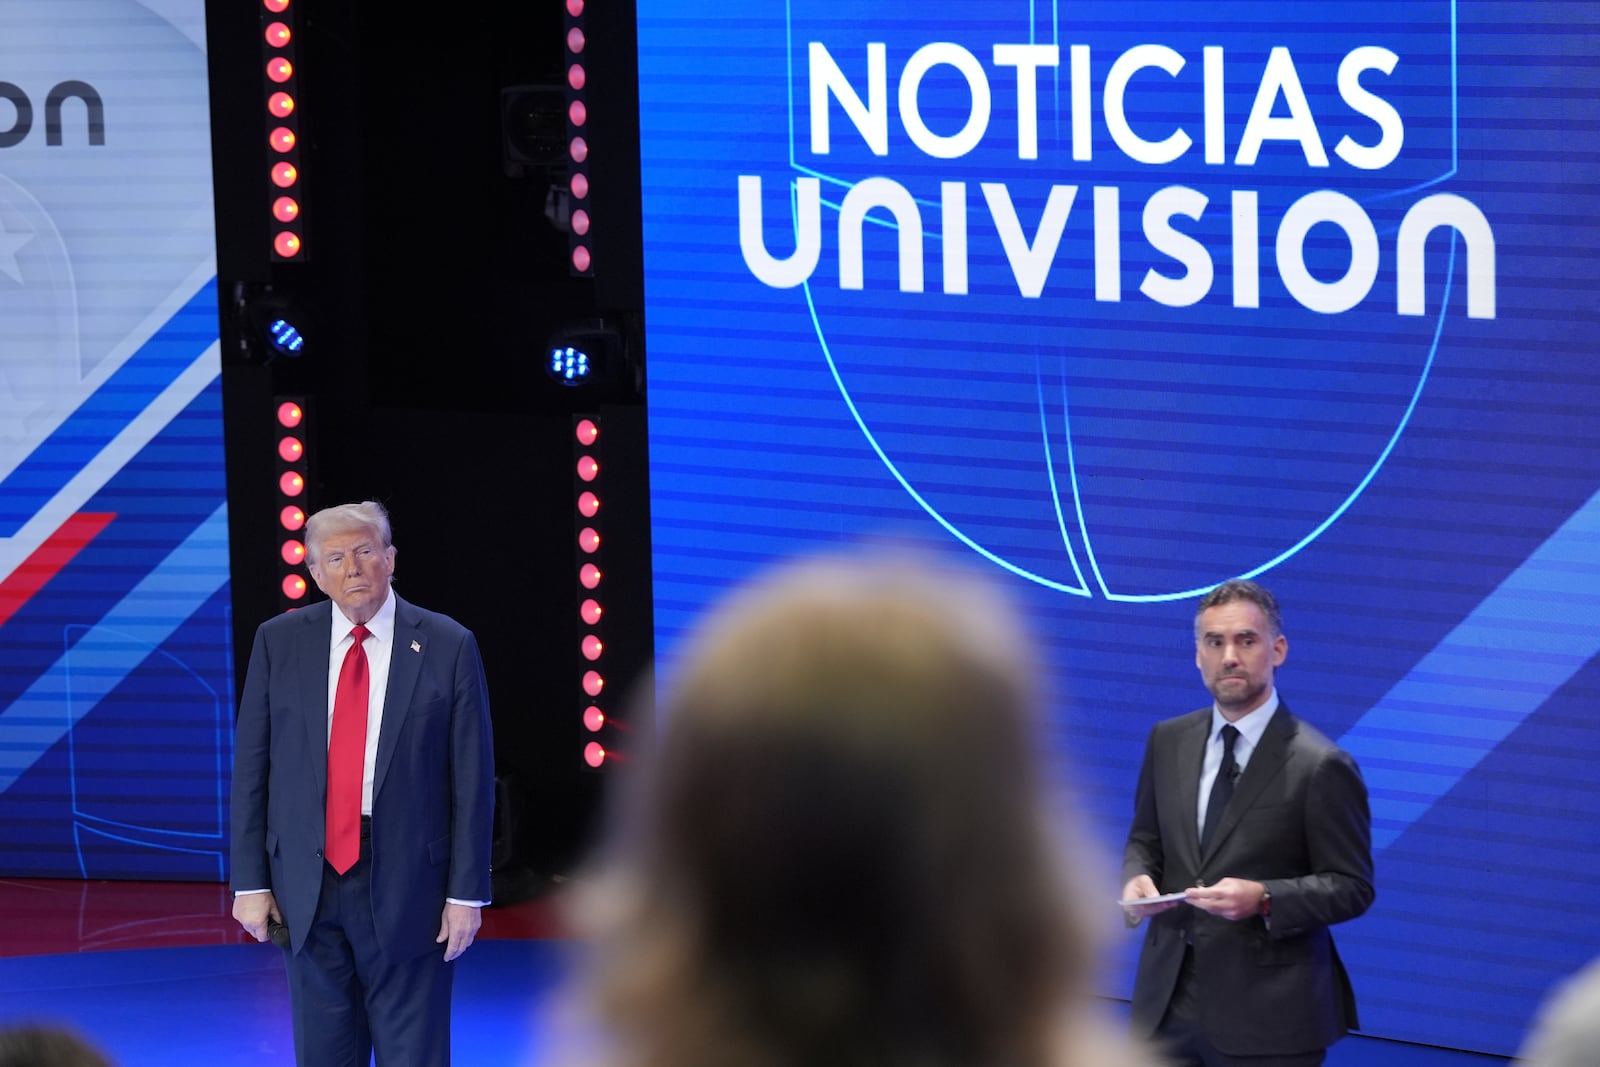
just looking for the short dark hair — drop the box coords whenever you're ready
[1195,579,1283,638]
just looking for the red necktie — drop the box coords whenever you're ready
[325,624,370,874]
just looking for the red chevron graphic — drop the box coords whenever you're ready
[0,512,117,628]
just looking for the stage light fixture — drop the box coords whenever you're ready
[548,345,591,385]
[267,316,306,355]
[544,321,636,393]
[240,285,314,361]
[499,84,567,178]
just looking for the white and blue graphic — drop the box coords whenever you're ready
[640,0,1600,1056]
[0,0,231,880]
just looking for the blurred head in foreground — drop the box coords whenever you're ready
[579,554,1142,1067]
[1518,955,1600,1067]
[0,1024,113,1067]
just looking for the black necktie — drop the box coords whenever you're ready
[1200,724,1240,851]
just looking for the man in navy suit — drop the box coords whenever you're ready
[231,501,495,1067]
[1121,579,1373,1067]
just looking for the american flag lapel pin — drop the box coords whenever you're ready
[411,640,421,653]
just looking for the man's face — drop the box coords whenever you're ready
[308,528,396,624]
[1195,599,1287,719]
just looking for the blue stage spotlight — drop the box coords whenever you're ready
[235,283,312,362]
[544,320,640,395]
[548,343,592,385]
[267,316,306,356]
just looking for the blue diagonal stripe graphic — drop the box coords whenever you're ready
[0,279,220,536]
[0,501,231,795]
[1340,486,1600,850]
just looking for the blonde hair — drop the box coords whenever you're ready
[303,501,393,566]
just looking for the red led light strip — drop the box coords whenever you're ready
[276,397,310,610]
[262,0,305,260]
[564,0,592,276]
[575,415,611,768]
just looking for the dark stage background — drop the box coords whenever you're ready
[207,1,652,883]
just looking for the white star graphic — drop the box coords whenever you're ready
[0,214,36,284]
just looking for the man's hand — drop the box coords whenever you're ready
[1121,874,1181,926]
[1185,877,1267,921]
[233,891,282,942]
[437,902,482,962]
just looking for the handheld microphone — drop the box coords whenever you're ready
[267,917,291,949]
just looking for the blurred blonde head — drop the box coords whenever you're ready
[579,553,1133,1067]
[0,1024,113,1067]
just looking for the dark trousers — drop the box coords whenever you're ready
[285,821,454,1067]
[1154,947,1327,1067]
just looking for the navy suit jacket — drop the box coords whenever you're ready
[1122,702,1374,1056]
[230,593,495,959]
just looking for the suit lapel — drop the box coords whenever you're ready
[373,594,422,801]
[1202,703,1297,860]
[299,602,334,799]
[1174,710,1210,869]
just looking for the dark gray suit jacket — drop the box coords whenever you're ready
[1122,702,1374,1055]
[229,594,495,959]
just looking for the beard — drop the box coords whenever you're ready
[1207,672,1268,713]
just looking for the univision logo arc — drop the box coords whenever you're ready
[764,3,1478,601]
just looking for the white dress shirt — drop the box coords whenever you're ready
[1196,689,1280,838]
[327,592,396,816]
